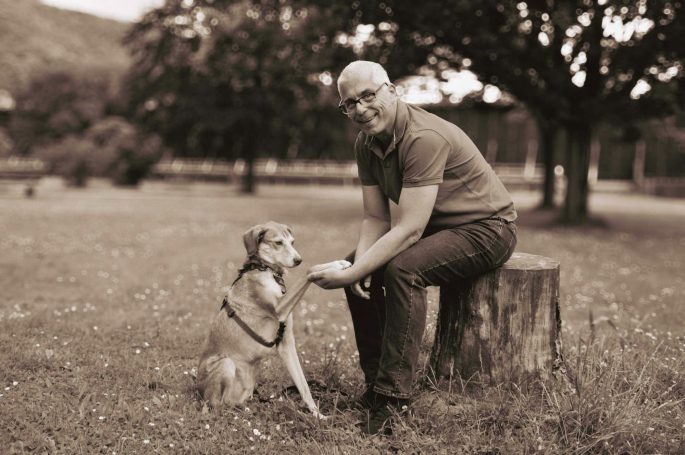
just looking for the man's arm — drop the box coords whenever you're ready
[355,185,391,262]
[348,184,438,281]
[308,184,438,288]
[347,185,391,298]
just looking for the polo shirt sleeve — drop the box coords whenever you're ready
[354,133,377,186]
[401,129,449,187]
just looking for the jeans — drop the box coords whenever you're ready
[344,217,517,399]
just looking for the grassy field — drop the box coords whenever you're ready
[1,179,684,454]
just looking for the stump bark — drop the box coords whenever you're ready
[429,252,561,384]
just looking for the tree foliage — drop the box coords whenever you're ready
[8,71,115,155]
[124,0,354,192]
[35,116,165,187]
[345,0,684,222]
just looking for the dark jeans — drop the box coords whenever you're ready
[344,217,517,399]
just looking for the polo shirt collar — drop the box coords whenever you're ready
[364,100,409,159]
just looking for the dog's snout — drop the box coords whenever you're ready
[294,257,302,266]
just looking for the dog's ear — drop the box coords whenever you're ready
[243,224,266,256]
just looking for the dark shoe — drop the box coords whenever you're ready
[360,394,410,435]
[337,384,377,411]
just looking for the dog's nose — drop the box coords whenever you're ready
[294,257,302,266]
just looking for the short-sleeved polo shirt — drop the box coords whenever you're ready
[354,101,517,228]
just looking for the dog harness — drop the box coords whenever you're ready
[222,256,287,348]
[221,297,286,348]
[232,256,286,295]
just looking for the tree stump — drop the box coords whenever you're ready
[429,252,561,384]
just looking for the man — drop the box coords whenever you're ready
[307,61,517,435]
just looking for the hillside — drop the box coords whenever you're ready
[0,0,131,92]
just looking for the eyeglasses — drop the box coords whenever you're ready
[338,82,388,115]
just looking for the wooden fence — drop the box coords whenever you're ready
[149,158,544,190]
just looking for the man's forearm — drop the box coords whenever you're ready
[355,216,390,263]
[349,225,421,282]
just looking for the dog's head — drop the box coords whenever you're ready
[242,222,302,269]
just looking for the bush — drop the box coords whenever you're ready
[34,135,108,187]
[35,117,164,187]
[86,117,164,186]
[0,128,14,157]
[9,71,114,155]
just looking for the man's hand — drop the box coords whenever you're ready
[307,260,355,289]
[307,260,371,298]
[350,276,371,300]
[307,260,351,274]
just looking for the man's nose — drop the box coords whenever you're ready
[355,102,369,116]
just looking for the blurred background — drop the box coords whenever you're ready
[0,0,683,223]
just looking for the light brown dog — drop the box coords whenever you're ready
[197,221,349,418]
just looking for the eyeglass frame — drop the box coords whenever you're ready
[338,82,389,115]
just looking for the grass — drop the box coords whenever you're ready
[0,179,683,454]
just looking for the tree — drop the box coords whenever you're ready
[35,116,165,187]
[345,0,684,222]
[124,0,353,193]
[9,70,114,155]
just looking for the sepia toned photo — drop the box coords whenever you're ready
[1,1,683,453]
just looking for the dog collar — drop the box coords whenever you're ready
[232,256,286,294]
[220,297,286,348]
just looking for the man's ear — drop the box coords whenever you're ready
[243,224,266,256]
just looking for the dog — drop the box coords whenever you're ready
[197,221,349,418]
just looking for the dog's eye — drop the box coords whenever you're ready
[274,240,284,246]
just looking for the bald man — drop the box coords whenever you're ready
[308,61,517,435]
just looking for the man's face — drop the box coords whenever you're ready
[338,76,397,136]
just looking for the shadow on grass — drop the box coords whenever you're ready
[516,205,684,238]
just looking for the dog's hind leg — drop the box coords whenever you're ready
[199,356,237,408]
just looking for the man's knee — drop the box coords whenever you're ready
[383,256,418,286]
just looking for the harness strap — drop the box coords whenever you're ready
[221,297,286,348]
[232,256,286,295]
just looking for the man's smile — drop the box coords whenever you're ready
[357,114,377,125]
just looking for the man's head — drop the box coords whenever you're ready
[337,61,397,137]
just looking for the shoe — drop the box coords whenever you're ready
[360,394,410,435]
[337,384,377,411]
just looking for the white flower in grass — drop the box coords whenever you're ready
[252,428,261,436]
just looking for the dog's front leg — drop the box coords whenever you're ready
[277,313,325,419]
[275,276,311,317]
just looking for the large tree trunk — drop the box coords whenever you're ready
[429,253,562,384]
[240,133,257,194]
[539,122,557,209]
[561,124,591,223]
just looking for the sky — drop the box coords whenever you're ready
[41,0,164,22]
